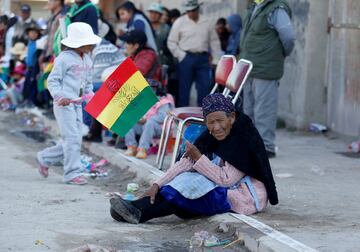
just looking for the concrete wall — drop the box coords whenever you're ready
[278,0,329,130]
[279,0,360,137]
[326,0,360,137]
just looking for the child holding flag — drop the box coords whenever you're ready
[37,22,101,185]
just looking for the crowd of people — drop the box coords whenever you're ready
[0,0,295,221]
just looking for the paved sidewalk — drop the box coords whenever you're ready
[259,130,360,251]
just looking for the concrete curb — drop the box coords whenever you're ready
[30,107,317,252]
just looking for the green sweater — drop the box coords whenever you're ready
[240,0,291,80]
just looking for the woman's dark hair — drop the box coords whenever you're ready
[99,10,117,45]
[162,7,171,26]
[116,1,136,20]
[169,8,181,21]
[116,1,156,45]
[216,17,227,26]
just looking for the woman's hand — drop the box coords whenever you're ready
[138,118,146,125]
[141,183,159,204]
[57,98,71,106]
[184,141,202,162]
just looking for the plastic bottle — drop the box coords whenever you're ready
[348,142,360,153]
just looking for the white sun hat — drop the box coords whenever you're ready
[61,22,101,48]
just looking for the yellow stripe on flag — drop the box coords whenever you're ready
[96,71,149,128]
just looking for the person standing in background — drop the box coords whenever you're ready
[147,3,171,66]
[12,4,37,46]
[215,18,230,54]
[160,7,171,26]
[225,14,242,56]
[165,8,181,106]
[116,1,157,53]
[22,24,42,106]
[42,0,68,60]
[240,0,295,158]
[167,0,221,106]
[71,0,99,34]
[168,9,181,25]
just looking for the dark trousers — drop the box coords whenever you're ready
[23,68,38,104]
[88,120,102,137]
[177,53,212,106]
[110,195,199,223]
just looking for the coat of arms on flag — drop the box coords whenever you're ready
[85,58,158,137]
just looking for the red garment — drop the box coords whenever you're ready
[130,48,161,81]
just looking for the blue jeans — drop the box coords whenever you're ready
[82,82,102,126]
[177,53,212,106]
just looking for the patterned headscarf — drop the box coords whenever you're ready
[202,93,235,117]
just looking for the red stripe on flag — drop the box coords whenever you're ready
[85,58,138,118]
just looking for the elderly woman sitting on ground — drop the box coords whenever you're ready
[109,93,278,224]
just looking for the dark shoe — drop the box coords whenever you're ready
[107,139,116,146]
[110,207,125,222]
[266,151,276,159]
[115,137,127,150]
[110,197,141,224]
[83,133,102,143]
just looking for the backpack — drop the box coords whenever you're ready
[53,2,98,56]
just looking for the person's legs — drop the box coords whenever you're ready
[177,54,195,107]
[83,119,102,142]
[242,78,255,122]
[194,54,212,106]
[138,120,162,150]
[54,104,84,182]
[252,79,278,153]
[130,194,198,223]
[125,124,143,147]
[37,141,64,167]
[22,69,32,102]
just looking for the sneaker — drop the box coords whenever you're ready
[135,148,147,159]
[110,197,141,224]
[67,176,88,185]
[36,153,49,178]
[125,146,137,156]
[83,133,102,143]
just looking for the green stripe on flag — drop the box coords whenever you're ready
[110,86,158,137]
[37,72,50,92]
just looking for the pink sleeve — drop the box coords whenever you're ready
[155,158,194,187]
[192,155,245,187]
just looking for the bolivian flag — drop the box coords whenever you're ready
[85,58,158,137]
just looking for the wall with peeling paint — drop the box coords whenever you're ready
[278,0,329,131]
[279,0,360,137]
[326,0,360,137]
